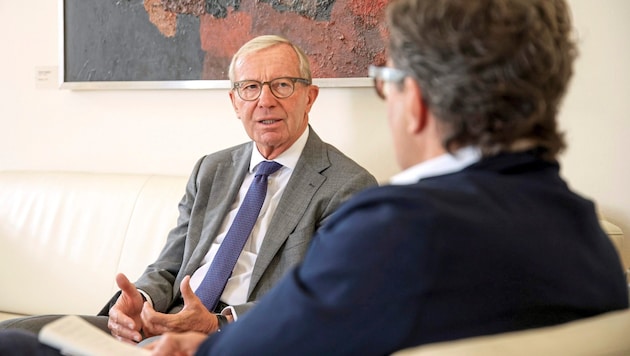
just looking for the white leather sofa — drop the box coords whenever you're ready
[394,307,630,355]
[0,171,187,321]
[0,170,628,353]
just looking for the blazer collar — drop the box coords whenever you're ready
[466,149,559,174]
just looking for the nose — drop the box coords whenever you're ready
[257,83,278,107]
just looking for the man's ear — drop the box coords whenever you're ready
[304,85,320,113]
[404,77,428,134]
[229,90,239,116]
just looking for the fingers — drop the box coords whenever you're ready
[141,302,171,336]
[112,272,143,319]
[108,310,143,344]
[109,306,133,330]
[178,275,218,333]
[139,278,193,337]
[116,273,137,296]
[179,275,198,305]
[109,305,142,343]
[109,273,143,343]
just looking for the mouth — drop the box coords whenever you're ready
[259,119,281,125]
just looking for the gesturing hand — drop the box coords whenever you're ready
[141,275,220,337]
[108,273,145,344]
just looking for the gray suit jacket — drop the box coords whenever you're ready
[100,128,376,316]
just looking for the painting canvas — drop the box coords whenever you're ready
[60,0,388,89]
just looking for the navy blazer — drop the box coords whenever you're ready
[197,151,628,356]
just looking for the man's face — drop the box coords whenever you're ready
[229,44,319,159]
[381,60,415,170]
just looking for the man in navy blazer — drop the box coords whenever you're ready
[0,0,628,355]
[143,0,628,355]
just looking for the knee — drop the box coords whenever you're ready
[0,329,44,355]
[0,315,62,333]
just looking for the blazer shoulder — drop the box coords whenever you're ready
[325,143,370,172]
[334,183,447,218]
[302,128,376,182]
[195,142,251,170]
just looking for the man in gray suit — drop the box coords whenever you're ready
[0,35,376,345]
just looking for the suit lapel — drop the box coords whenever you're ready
[248,130,329,293]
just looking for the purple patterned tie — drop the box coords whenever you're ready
[196,161,283,311]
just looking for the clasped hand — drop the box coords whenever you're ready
[107,273,220,344]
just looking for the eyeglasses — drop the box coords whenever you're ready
[232,77,311,101]
[368,65,409,100]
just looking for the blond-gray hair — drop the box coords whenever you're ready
[228,35,312,83]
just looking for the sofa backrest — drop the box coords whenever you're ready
[0,171,626,319]
[0,171,187,316]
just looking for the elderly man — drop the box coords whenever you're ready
[0,35,376,344]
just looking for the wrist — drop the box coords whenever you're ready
[215,314,229,332]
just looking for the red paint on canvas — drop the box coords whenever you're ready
[148,0,388,80]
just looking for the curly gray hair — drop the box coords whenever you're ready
[387,0,577,161]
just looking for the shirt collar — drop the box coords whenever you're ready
[249,126,309,173]
[389,146,482,185]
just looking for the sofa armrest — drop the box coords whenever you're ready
[394,308,630,356]
[600,218,629,280]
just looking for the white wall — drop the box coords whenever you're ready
[1,1,628,233]
[559,0,630,232]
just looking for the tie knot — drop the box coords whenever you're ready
[255,161,283,177]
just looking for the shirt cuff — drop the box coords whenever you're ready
[222,305,238,321]
[137,289,154,308]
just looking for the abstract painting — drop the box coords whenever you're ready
[61,0,388,88]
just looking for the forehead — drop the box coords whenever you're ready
[233,44,301,81]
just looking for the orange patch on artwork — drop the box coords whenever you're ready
[199,10,253,58]
[348,0,388,17]
[144,0,177,37]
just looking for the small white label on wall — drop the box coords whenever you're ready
[35,66,59,89]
